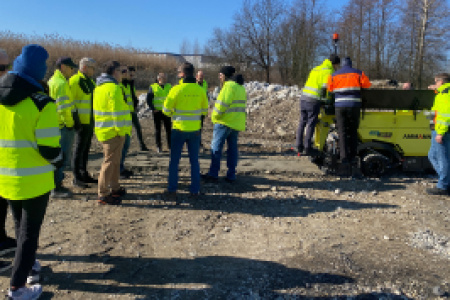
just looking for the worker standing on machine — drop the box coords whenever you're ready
[328,57,371,177]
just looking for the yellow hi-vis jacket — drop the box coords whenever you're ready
[0,90,61,200]
[150,83,172,111]
[198,80,208,94]
[69,71,95,125]
[162,81,208,132]
[434,83,450,135]
[48,69,75,128]
[120,82,134,113]
[301,59,334,102]
[93,77,132,142]
[212,80,247,131]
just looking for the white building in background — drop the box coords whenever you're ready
[137,52,220,69]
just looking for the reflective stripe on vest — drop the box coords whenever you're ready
[0,165,54,176]
[75,99,91,104]
[335,97,362,102]
[35,127,60,139]
[174,109,204,114]
[303,87,319,93]
[333,87,361,92]
[436,120,450,126]
[94,110,130,116]
[216,100,229,108]
[77,108,91,114]
[56,96,69,104]
[95,120,133,128]
[172,115,202,121]
[0,139,38,149]
[227,107,246,113]
[57,103,73,111]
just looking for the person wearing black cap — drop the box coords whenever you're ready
[295,54,340,156]
[48,56,79,198]
[202,66,247,183]
[0,44,63,300]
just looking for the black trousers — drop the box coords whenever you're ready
[200,115,205,147]
[296,100,322,151]
[6,192,49,287]
[0,198,8,240]
[131,112,146,147]
[335,107,361,163]
[152,111,171,149]
[72,124,94,180]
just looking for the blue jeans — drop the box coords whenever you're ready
[208,123,239,180]
[428,131,450,190]
[55,127,75,186]
[168,129,200,194]
[120,134,131,173]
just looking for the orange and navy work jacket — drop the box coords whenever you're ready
[327,65,371,108]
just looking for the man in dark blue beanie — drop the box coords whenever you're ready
[0,44,62,300]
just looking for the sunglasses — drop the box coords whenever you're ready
[0,64,11,72]
[121,69,128,74]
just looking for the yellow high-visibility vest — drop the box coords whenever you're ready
[120,83,134,113]
[434,83,450,135]
[151,83,172,110]
[48,69,75,128]
[302,59,334,102]
[93,81,132,142]
[212,81,247,131]
[163,82,208,131]
[69,71,95,125]
[0,91,60,200]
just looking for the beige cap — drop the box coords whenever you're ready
[79,57,95,68]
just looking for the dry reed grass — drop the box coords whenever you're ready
[0,31,179,89]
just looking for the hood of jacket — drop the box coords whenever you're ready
[96,73,118,86]
[320,59,333,70]
[0,73,41,106]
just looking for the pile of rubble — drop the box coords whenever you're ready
[136,79,411,145]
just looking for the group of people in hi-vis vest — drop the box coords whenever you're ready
[0,44,248,299]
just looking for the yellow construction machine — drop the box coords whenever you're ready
[311,89,436,177]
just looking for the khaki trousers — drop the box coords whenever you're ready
[98,135,125,197]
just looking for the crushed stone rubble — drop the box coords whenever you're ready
[409,230,450,260]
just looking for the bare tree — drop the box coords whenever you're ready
[179,38,191,54]
[233,0,286,83]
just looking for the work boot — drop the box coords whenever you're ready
[98,194,120,205]
[111,187,127,198]
[337,163,352,177]
[426,187,449,196]
[50,185,72,199]
[201,173,219,183]
[164,191,177,202]
[82,172,98,184]
[120,169,133,179]
[72,178,89,189]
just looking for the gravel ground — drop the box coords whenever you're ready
[1,108,449,299]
